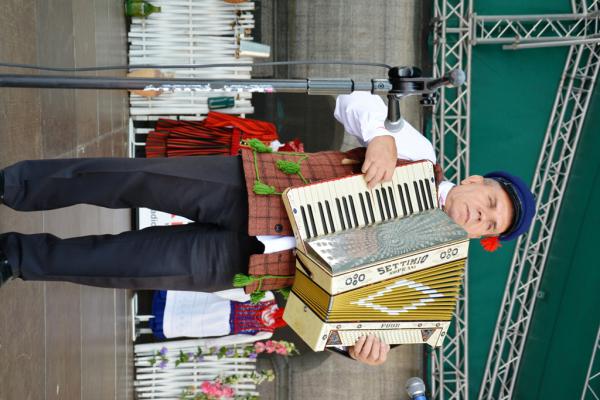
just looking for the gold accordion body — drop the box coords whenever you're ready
[281,160,469,351]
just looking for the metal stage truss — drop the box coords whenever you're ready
[476,2,600,400]
[582,323,600,399]
[430,0,472,399]
[431,1,600,399]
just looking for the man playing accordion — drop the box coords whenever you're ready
[0,92,535,365]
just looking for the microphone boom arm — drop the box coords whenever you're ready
[0,66,465,133]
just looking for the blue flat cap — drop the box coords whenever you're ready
[485,171,536,241]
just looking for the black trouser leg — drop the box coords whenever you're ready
[2,155,248,232]
[0,224,263,291]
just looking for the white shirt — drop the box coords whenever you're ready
[257,92,454,253]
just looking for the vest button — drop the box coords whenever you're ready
[274,224,283,233]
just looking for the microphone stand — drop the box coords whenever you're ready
[0,67,465,132]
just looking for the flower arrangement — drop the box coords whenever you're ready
[147,340,299,400]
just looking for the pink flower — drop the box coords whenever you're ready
[254,342,266,353]
[200,381,212,393]
[221,386,235,398]
[265,340,276,353]
[275,343,288,355]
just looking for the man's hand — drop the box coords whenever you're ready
[362,135,397,189]
[348,335,391,366]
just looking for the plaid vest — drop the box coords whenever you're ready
[240,147,444,293]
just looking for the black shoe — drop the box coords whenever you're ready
[0,250,13,288]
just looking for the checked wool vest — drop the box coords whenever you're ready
[239,146,444,294]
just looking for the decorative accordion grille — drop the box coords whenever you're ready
[293,259,465,322]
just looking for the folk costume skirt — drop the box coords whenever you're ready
[0,156,264,291]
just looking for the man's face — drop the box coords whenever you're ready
[444,175,514,239]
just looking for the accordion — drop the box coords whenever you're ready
[281,160,469,351]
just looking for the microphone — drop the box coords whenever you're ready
[426,68,466,91]
[384,94,404,132]
[406,377,427,400]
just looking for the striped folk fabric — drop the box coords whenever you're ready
[145,112,278,158]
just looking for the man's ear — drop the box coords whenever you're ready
[460,175,484,186]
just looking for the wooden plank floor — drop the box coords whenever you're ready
[0,1,132,399]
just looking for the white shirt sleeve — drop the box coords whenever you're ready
[334,92,437,163]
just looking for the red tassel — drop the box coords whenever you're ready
[480,236,501,252]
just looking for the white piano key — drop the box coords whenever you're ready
[312,186,330,236]
[295,187,312,239]
[303,186,320,238]
[350,178,368,227]
[390,168,406,216]
[323,181,341,233]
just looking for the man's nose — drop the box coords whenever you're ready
[480,206,494,224]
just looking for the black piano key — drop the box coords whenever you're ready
[388,187,398,218]
[381,187,392,219]
[413,181,423,212]
[300,206,311,238]
[335,198,346,230]
[397,184,408,215]
[425,179,435,209]
[318,202,328,234]
[325,200,336,232]
[375,189,385,220]
[419,180,430,209]
[359,193,369,224]
[307,204,318,237]
[366,192,376,223]
[404,183,414,214]
[342,196,353,228]
[349,196,359,227]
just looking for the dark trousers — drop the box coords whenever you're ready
[0,156,263,291]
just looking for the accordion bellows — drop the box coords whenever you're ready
[282,161,469,351]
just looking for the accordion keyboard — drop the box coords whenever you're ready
[336,329,429,346]
[285,161,437,244]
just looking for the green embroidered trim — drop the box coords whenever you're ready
[276,159,300,174]
[232,273,257,287]
[232,273,295,287]
[232,273,295,305]
[253,181,280,195]
[246,138,273,153]
[249,146,310,195]
[250,290,266,304]
[275,158,309,184]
